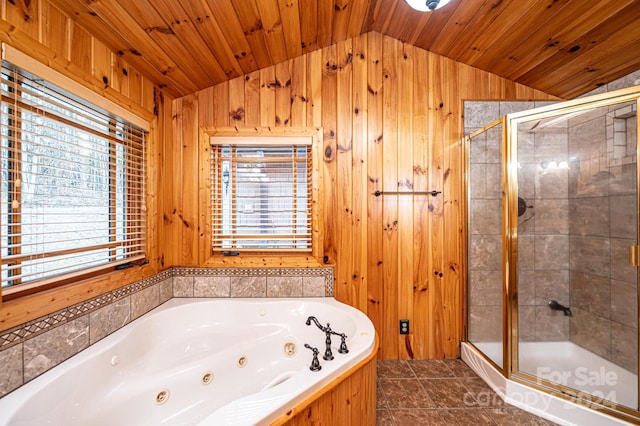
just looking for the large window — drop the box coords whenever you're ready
[210,137,312,252]
[0,62,146,294]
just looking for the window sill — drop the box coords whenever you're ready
[203,253,327,268]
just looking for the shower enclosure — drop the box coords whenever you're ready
[466,86,640,424]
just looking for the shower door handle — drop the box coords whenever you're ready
[630,245,639,267]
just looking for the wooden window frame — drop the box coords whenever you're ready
[200,127,324,268]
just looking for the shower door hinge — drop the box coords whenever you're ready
[630,245,639,267]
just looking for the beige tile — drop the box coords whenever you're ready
[230,276,266,297]
[569,197,609,237]
[610,194,637,238]
[159,278,173,302]
[610,322,637,374]
[611,279,637,328]
[173,276,194,297]
[194,276,230,297]
[570,272,610,319]
[535,199,569,235]
[534,235,569,271]
[302,276,326,296]
[266,276,303,297]
[24,317,90,382]
[0,344,23,396]
[569,308,611,359]
[535,306,569,341]
[569,235,610,277]
[131,284,159,319]
[89,297,131,344]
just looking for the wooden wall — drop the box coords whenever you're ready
[0,0,172,331]
[170,32,558,359]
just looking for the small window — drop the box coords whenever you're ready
[0,62,146,294]
[210,136,312,252]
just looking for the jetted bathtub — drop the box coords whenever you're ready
[0,297,376,425]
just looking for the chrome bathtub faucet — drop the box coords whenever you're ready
[305,316,349,361]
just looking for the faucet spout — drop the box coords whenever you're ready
[306,316,325,331]
[548,300,572,316]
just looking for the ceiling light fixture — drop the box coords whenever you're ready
[405,0,452,11]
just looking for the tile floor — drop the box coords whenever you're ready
[377,359,558,425]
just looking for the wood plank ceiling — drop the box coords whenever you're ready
[48,0,640,99]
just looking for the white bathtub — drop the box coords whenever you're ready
[0,297,376,426]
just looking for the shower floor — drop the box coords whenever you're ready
[474,341,638,409]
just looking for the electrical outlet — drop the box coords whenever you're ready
[400,319,409,335]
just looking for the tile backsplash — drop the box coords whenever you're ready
[0,266,333,397]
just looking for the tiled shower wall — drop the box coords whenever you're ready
[0,266,333,397]
[567,102,638,373]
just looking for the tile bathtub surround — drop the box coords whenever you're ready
[0,266,333,397]
[376,359,558,426]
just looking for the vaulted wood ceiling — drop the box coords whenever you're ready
[50,0,640,99]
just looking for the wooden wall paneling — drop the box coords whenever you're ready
[255,0,288,65]
[5,0,39,40]
[290,55,306,127]
[275,61,292,126]
[396,42,415,358]
[277,0,302,59]
[228,76,246,127]
[351,34,368,313]
[197,87,215,128]
[411,46,430,358]
[442,56,462,357]
[244,70,261,127]
[260,66,276,127]
[179,94,199,266]
[381,35,399,359]
[306,50,322,128]
[366,31,384,353]
[128,68,143,107]
[196,87,214,264]
[426,51,445,358]
[213,82,230,127]
[334,38,354,306]
[142,77,155,115]
[166,98,183,267]
[43,2,68,59]
[321,43,337,266]
[111,55,130,97]
[70,22,92,75]
[92,38,111,88]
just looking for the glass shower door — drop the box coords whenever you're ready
[514,99,639,411]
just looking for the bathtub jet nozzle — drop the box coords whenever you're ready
[548,300,572,317]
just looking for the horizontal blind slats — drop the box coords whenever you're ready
[210,142,312,252]
[1,62,146,289]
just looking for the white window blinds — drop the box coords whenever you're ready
[211,142,312,252]
[0,63,146,292]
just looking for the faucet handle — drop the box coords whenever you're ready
[304,344,322,371]
[337,333,349,354]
